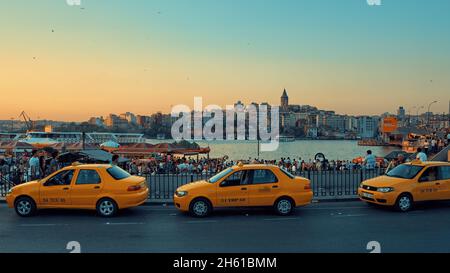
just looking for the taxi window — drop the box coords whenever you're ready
[208,168,233,183]
[386,164,423,179]
[419,167,438,182]
[250,170,278,184]
[44,170,74,187]
[76,170,101,185]
[279,167,295,179]
[220,171,247,187]
[438,166,450,180]
[107,166,131,180]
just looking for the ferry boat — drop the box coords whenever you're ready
[0,131,145,145]
[275,135,295,142]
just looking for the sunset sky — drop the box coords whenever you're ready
[1,0,449,121]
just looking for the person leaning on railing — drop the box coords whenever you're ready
[363,150,376,170]
[28,150,41,181]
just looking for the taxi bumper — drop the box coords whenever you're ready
[173,194,191,212]
[116,188,149,209]
[5,194,15,208]
[293,190,314,207]
[358,188,397,206]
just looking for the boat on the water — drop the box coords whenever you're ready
[276,135,295,142]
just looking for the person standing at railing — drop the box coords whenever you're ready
[46,150,59,176]
[423,139,430,155]
[363,150,376,170]
[416,148,428,162]
[111,154,119,166]
[28,150,40,180]
[431,138,437,154]
[39,155,46,179]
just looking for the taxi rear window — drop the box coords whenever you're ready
[279,167,295,179]
[107,166,131,180]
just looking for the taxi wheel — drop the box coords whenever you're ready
[189,198,212,218]
[14,196,37,217]
[96,198,118,217]
[395,194,413,212]
[274,197,295,216]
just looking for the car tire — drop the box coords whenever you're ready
[274,197,295,216]
[395,193,413,212]
[189,198,212,218]
[96,198,118,217]
[14,196,37,217]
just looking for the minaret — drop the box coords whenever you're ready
[281,89,289,111]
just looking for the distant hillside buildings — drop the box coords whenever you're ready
[2,92,448,140]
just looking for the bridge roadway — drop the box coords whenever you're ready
[1,201,450,253]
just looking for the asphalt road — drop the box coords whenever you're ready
[1,201,450,253]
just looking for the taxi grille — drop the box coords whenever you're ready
[362,185,378,192]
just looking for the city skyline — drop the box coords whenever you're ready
[1,0,450,121]
[2,89,448,124]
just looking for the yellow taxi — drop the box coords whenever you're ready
[358,160,450,212]
[173,163,313,217]
[6,163,149,217]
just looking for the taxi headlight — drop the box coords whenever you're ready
[175,191,188,197]
[377,187,394,193]
[7,188,13,195]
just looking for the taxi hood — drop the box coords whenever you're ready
[362,175,411,187]
[177,180,210,191]
[12,180,40,191]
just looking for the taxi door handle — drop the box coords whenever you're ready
[94,186,101,189]
[62,187,69,191]
[435,183,441,185]
[272,185,279,189]
[241,187,247,191]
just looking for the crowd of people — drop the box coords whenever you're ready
[0,150,60,184]
[122,153,389,177]
[418,133,448,155]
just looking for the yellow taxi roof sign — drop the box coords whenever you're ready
[71,161,82,166]
[237,161,244,167]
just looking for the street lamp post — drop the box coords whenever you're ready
[408,106,416,126]
[427,100,438,128]
[410,106,417,126]
[416,105,424,125]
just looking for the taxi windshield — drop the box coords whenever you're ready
[386,164,423,179]
[207,168,233,183]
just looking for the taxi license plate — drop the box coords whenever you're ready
[362,192,374,198]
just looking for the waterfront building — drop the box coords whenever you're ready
[120,112,137,125]
[345,116,358,132]
[280,89,289,112]
[397,106,406,121]
[88,117,105,127]
[357,116,380,139]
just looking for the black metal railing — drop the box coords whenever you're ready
[0,168,387,200]
[145,168,387,200]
